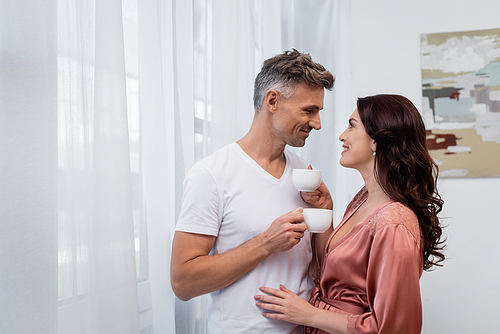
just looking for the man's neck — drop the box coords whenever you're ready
[236,130,287,179]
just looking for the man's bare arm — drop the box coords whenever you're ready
[170,208,307,301]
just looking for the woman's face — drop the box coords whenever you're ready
[339,108,376,173]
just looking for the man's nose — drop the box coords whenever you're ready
[310,113,321,130]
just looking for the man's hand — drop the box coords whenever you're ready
[171,208,307,301]
[260,208,307,254]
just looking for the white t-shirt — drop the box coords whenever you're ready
[176,143,315,333]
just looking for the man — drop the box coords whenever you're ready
[171,49,335,333]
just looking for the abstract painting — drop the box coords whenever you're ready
[421,28,500,177]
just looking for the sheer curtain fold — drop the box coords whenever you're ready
[0,1,351,333]
[58,0,140,333]
[138,0,176,333]
[91,0,140,333]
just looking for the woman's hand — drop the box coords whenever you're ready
[301,180,333,209]
[254,285,317,327]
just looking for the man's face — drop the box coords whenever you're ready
[272,83,325,147]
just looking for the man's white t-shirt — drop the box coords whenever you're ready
[176,143,315,333]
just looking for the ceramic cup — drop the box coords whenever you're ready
[292,169,322,191]
[302,208,333,233]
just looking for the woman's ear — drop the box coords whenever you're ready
[371,141,377,154]
[264,89,279,113]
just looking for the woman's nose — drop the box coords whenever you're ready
[339,129,347,142]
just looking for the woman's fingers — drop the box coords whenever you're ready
[254,286,290,312]
[258,286,287,298]
[280,284,291,293]
[255,285,312,325]
[255,300,281,312]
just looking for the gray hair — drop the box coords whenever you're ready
[253,49,335,112]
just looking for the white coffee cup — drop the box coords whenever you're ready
[292,169,322,191]
[302,208,333,233]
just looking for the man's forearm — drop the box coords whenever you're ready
[171,209,306,301]
[170,232,272,301]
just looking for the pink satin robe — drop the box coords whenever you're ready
[307,187,423,334]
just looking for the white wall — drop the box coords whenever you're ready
[351,1,500,333]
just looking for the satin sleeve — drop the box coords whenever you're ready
[352,212,423,334]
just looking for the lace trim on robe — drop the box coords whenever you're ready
[347,314,358,334]
[365,202,421,244]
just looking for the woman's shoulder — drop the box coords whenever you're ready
[344,187,368,215]
[368,201,420,242]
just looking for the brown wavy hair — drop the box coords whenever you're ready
[357,94,445,270]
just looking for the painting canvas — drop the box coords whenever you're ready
[421,28,500,177]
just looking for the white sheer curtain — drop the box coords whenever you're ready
[0,1,351,333]
[1,1,59,333]
[1,0,141,333]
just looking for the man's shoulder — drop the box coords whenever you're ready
[194,143,235,168]
[186,143,239,181]
[199,143,233,160]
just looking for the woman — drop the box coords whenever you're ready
[254,94,445,334]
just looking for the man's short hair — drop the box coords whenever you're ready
[253,49,335,112]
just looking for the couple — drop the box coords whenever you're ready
[171,50,445,334]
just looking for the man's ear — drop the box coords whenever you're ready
[264,89,279,113]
